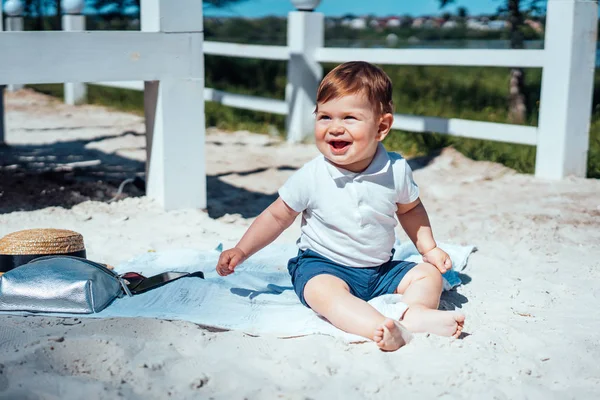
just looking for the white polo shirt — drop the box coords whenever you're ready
[279,143,420,267]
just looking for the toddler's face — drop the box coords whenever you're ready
[314,93,392,172]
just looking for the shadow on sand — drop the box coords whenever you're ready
[0,131,146,213]
[0,133,441,217]
[440,271,473,311]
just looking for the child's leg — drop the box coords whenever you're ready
[395,263,465,338]
[303,274,411,351]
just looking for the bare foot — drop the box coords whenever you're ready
[402,307,465,338]
[373,319,413,351]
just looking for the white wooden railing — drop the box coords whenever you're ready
[1,0,598,211]
[1,0,207,211]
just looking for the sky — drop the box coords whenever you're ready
[203,0,521,18]
[0,0,552,18]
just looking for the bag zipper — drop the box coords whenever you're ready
[27,255,133,297]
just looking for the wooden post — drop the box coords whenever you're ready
[0,86,5,146]
[63,4,87,105]
[535,0,597,179]
[5,15,24,92]
[0,8,4,146]
[141,0,206,210]
[285,11,324,143]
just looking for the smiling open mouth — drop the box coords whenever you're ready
[329,140,351,152]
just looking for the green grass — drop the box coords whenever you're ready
[29,83,145,116]
[27,61,600,179]
[27,83,285,135]
[204,102,286,134]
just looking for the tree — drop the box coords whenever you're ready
[21,0,53,30]
[90,0,249,14]
[439,0,543,124]
[20,0,64,30]
[88,0,249,28]
[205,0,249,7]
[91,0,138,16]
[53,0,62,29]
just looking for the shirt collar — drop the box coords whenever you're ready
[325,143,391,180]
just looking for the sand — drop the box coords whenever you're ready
[1,89,599,399]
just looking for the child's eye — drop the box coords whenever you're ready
[319,115,331,120]
[344,116,356,120]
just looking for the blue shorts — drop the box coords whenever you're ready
[287,248,417,308]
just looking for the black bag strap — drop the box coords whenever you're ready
[120,270,205,295]
[1,251,87,273]
[7,254,205,296]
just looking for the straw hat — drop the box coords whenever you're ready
[0,228,87,275]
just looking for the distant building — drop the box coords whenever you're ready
[340,16,354,27]
[399,16,413,27]
[466,18,488,30]
[442,20,458,29]
[350,18,367,30]
[369,19,381,28]
[525,19,544,33]
[423,18,440,29]
[412,17,424,28]
[488,20,508,30]
[386,17,401,28]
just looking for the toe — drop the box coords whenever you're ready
[383,319,395,330]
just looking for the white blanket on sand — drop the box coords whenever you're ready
[5,241,476,342]
[109,240,474,342]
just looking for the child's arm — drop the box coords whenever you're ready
[396,198,452,273]
[216,197,299,276]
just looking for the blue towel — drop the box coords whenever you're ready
[0,241,475,341]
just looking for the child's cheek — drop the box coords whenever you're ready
[317,120,329,129]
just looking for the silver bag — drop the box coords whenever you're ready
[0,256,130,314]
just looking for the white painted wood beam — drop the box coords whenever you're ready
[0,31,203,85]
[63,14,87,105]
[393,115,538,146]
[142,0,206,211]
[204,41,289,60]
[315,48,545,68]
[285,11,323,143]
[535,0,597,179]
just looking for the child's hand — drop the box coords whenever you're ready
[216,247,247,276]
[422,247,452,274]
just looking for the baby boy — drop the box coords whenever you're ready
[216,61,465,351]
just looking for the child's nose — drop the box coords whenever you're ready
[328,122,344,135]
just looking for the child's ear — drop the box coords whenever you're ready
[376,113,394,142]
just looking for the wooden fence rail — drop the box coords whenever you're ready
[1,0,597,210]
